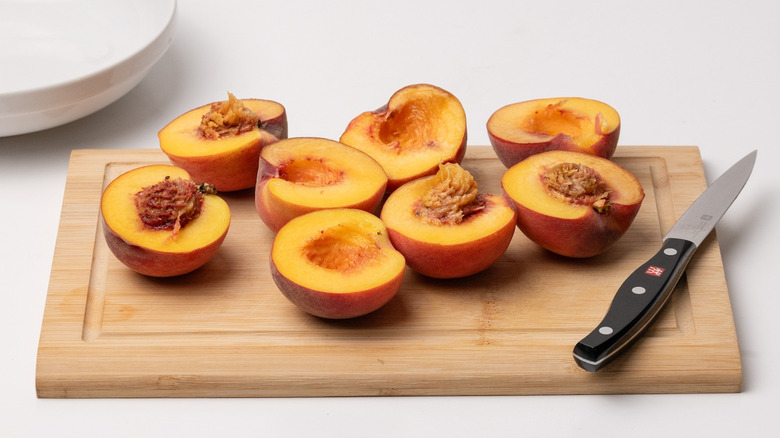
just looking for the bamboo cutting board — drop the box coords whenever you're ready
[36,146,742,398]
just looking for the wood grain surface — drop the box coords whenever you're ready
[35,146,742,398]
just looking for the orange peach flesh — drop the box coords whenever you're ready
[339,84,467,191]
[381,164,516,278]
[488,97,620,167]
[158,97,287,191]
[101,165,231,277]
[255,138,388,233]
[271,209,405,319]
[502,150,644,257]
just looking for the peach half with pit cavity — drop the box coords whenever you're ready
[254,137,388,233]
[488,97,620,168]
[270,208,405,319]
[340,83,467,192]
[501,150,644,258]
[101,164,231,277]
[159,93,287,191]
[381,163,516,279]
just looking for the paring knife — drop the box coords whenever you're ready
[573,150,757,372]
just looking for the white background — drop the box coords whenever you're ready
[2,1,779,436]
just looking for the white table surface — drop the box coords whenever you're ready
[2,1,778,436]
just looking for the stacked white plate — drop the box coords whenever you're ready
[0,0,177,136]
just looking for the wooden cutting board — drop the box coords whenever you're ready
[35,146,742,398]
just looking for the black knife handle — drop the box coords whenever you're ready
[573,238,697,372]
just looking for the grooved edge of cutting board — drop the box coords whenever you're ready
[35,146,742,398]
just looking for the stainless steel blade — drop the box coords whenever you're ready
[664,150,757,246]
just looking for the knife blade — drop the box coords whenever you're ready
[572,150,757,372]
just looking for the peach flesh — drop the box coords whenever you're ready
[158,95,287,191]
[101,165,231,277]
[502,150,644,258]
[270,209,405,319]
[487,97,620,168]
[381,164,516,278]
[339,83,467,191]
[255,138,388,233]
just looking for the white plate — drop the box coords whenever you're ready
[0,0,177,137]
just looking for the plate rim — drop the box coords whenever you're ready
[0,0,177,135]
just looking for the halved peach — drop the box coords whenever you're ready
[270,208,405,319]
[487,97,620,168]
[255,137,388,233]
[380,163,516,279]
[501,150,643,258]
[339,83,467,192]
[101,165,231,277]
[158,93,287,192]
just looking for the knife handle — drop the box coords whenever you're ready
[572,238,697,372]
